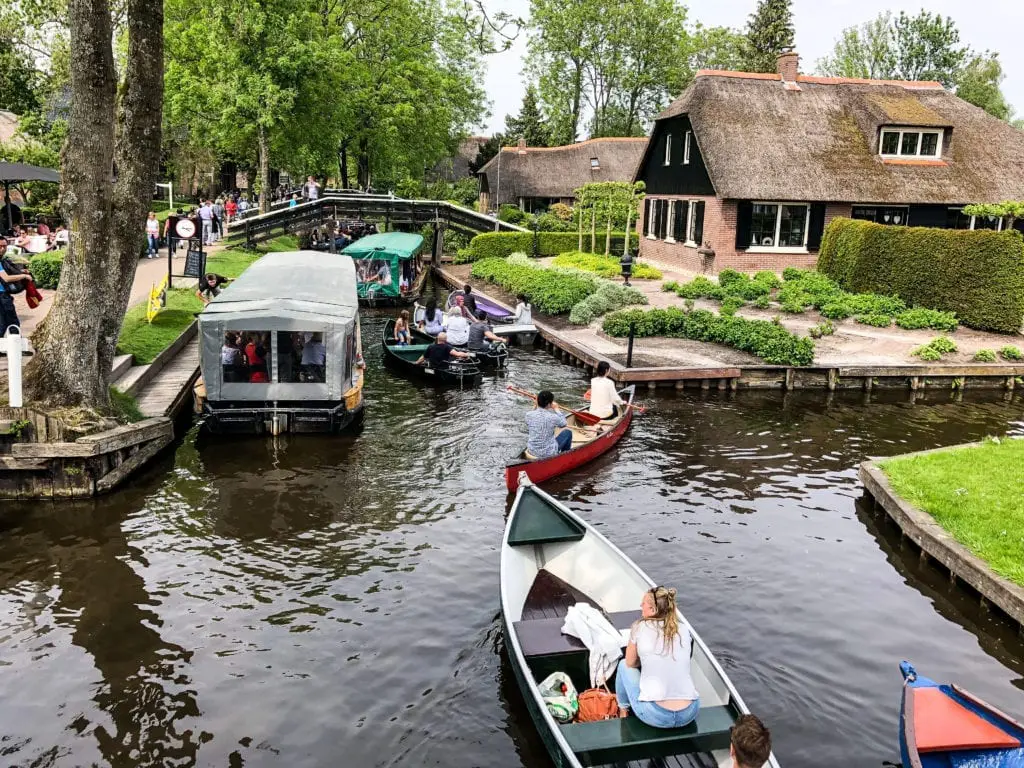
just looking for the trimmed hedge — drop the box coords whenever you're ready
[553,251,662,280]
[28,252,64,289]
[470,257,597,314]
[602,307,815,366]
[466,231,640,262]
[818,218,1024,333]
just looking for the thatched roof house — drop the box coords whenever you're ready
[429,136,489,183]
[636,52,1024,274]
[478,137,646,213]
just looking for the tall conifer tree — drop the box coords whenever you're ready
[741,0,795,73]
[505,85,549,146]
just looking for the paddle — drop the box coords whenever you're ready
[583,388,648,414]
[507,385,602,426]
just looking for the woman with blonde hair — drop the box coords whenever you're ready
[616,585,700,728]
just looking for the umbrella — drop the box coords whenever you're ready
[0,162,61,234]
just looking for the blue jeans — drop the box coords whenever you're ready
[147,234,159,255]
[556,429,572,452]
[614,660,699,729]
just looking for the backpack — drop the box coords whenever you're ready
[1,256,27,294]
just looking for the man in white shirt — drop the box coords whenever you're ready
[304,176,320,201]
[589,360,625,419]
[301,332,327,382]
[198,200,215,245]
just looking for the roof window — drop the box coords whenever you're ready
[590,157,600,169]
[880,127,943,159]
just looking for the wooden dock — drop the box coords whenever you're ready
[134,337,200,418]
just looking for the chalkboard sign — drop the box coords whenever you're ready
[184,245,206,278]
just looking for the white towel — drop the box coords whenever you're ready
[561,603,624,687]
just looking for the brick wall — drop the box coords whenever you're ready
[639,197,853,274]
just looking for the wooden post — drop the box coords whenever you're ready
[590,208,596,253]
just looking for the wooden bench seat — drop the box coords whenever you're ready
[559,705,736,766]
[514,611,640,659]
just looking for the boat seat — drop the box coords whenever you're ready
[559,705,736,765]
[514,611,640,659]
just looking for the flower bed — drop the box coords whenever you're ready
[552,251,662,280]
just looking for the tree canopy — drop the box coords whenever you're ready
[740,0,794,74]
[505,85,550,146]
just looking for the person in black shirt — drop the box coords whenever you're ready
[414,332,471,368]
[196,273,231,305]
[462,284,477,314]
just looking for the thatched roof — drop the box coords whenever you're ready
[429,136,488,182]
[648,71,1024,204]
[479,137,646,202]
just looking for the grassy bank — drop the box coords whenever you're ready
[881,437,1024,587]
[117,288,202,364]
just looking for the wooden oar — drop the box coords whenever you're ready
[507,385,602,426]
[583,388,648,414]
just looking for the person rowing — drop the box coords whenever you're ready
[525,390,573,457]
[467,310,503,353]
[589,360,625,420]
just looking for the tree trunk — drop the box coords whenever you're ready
[570,62,583,142]
[590,207,596,253]
[623,205,632,257]
[605,216,612,255]
[338,140,350,189]
[577,206,583,251]
[357,137,370,190]
[100,0,164,382]
[258,124,270,213]
[24,0,117,408]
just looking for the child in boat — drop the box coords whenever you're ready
[729,714,772,768]
[617,586,699,729]
[394,310,411,346]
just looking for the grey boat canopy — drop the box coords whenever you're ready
[201,250,358,326]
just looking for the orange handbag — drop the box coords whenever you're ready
[577,683,619,722]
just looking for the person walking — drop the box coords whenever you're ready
[212,198,225,242]
[304,176,320,201]
[145,211,160,258]
[198,199,215,246]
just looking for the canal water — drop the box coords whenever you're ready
[1,314,1023,768]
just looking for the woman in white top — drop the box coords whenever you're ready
[445,305,471,346]
[512,293,532,325]
[589,360,625,419]
[616,585,700,729]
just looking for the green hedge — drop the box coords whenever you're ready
[466,231,640,262]
[818,218,1024,333]
[28,252,64,289]
[470,257,597,314]
[602,307,815,366]
[553,251,662,279]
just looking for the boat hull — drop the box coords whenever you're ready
[201,400,365,435]
[381,320,482,388]
[504,402,633,492]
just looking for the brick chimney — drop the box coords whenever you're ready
[517,137,527,154]
[777,50,799,82]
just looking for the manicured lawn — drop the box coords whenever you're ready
[117,288,202,364]
[881,437,1024,587]
[206,249,261,278]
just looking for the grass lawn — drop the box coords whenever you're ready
[881,437,1024,587]
[552,251,662,280]
[117,288,202,364]
[206,249,261,278]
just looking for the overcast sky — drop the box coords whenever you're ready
[479,0,1024,134]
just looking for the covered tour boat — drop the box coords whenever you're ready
[501,477,781,768]
[343,231,428,306]
[898,661,1024,768]
[195,251,364,435]
[381,319,482,388]
[505,386,635,492]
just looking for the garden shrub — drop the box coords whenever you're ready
[819,300,853,320]
[568,282,647,325]
[548,202,573,221]
[782,267,810,282]
[753,295,771,309]
[553,251,662,279]
[720,296,745,316]
[465,231,639,262]
[601,307,815,366]
[470,258,596,314]
[28,252,64,289]
[780,299,806,314]
[913,336,958,360]
[809,319,836,338]
[662,280,680,292]
[855,313,893,328]
[999,345,1022,360]
[498,204,529,224]
[818,217,1024,332]
[973,349,997,362]
[453,247,475,264]
[894,308,959,332]
[674,276,725,300]
[536,213,573,232]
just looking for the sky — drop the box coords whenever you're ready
[478,0,1024,134]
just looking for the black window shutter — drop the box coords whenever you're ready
[806,203,827,250]
[735,201,753,250]
[674,201,687,241]
[660,200,670,239]
[693,201,705,245]
[653,199,662,238]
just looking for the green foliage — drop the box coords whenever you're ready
[782,266,810,281]
[780,299,807,314]
[465,231,639,262]
[955,54,1011,120]
[972,349,998,362]
[894,308,959,332]
[535,213,573,232]
[549,202,573,221]
[741,0,795,73]
[117,289,203,365]
[808,319,836,339]
[662,280,680,292]
[999,345,1023,360]
[504,84,550,146]
[5,418,31,437]
[453,247,475,264]
[470,258,597,314]
[819,301,853,320]
[568,281,647,324]
[499,205,529,224]
[553,251,662,279]
[912,345,943,362]
[109,388,146,423]
[573,181,645,234]
[673,276,725,300]
[753,294,771,309]
[855,312,892,328]
[27,252,64,290]
[720,296,745,316]
[912,335,958,360]
[602,307,815,366]
[818,217,1024,332]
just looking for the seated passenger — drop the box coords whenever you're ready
[467,310,503,352]
[513,293,532,325]
[301,332,327,382]
[729,714,772,768]
[589,360,625,419]
[414,331,471,369]
[445,305,471,346]
[453,293,473,319]
[393,310,411,345]
[244,333,269,383]
[462,284,477,315]
[525,390,572,457]
[419,298,444,336]
[616,586,699,729]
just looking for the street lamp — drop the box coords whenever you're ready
[620,249,633,286]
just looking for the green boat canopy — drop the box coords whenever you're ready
[343,232,425,298]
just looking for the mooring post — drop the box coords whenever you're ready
[626,323,635,368]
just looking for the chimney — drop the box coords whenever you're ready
[517,137,527,154]
[777,50,799,83]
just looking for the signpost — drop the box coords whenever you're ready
[167,217,204,291]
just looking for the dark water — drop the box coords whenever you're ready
[2,315,1023,768]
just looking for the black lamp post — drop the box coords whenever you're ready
[620,250,633,286]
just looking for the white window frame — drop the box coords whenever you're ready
[665,200,676,242]
[747,202,811,252]
[663,134,672,166]
[948,207,1006,231]
[879,127,943,159]
[683,131,692,165]
[646,198,657,239]
[590,156,600,169]
[685,200,700,246]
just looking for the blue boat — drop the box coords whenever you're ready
[899,661,1024,768]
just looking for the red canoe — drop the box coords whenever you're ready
[505,386,636,492]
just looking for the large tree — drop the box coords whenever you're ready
[741,0,794,74]
[24,0,164,408]
[505,85,549,146]
[955,53,1011,121]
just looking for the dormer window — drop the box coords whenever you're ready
[590,157,600,169]
[880,127,943,158]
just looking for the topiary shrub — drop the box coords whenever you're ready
[465,231,639,262]
[28,252,64,289]
[819,217,1024,332]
